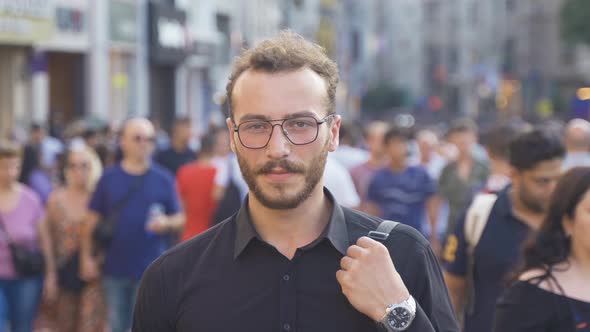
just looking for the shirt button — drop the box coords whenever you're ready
[283,274,290,281]
[283,323,291,330]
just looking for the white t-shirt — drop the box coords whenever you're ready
[323,156,360,208]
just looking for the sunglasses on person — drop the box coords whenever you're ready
[132,135,156,144]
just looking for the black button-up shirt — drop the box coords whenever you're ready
[133,189,458,332]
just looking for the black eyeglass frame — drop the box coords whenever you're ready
[232,113,336,149]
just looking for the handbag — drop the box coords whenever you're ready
[58,251,85,291]
[92,173,147,251]
[0,213,45,277]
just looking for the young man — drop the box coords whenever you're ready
[80,118,184,332]
[133,31,457,332]
[480,122,531,193]
[366,126,440,245]
[438,119,489,237]
[441,128,564,332]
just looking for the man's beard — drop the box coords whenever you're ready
[519,185,546,213]
[236,140,329,210]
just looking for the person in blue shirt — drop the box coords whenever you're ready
[441,128,565,332]
[366,126,439,246]
[79,118,184,332]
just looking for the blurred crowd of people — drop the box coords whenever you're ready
[0,113,590,331]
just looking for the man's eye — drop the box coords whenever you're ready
[244,123,268,131]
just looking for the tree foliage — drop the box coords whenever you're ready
[561,0,590,46]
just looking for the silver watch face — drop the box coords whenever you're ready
[387,306,412,330]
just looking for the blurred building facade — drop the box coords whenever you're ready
[1,0,589,140]
[505,0,590,117]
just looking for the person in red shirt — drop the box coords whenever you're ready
[177,129,225,241]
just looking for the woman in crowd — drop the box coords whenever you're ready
[41,145,107,332]
[177,131,222,241]
[0,140,53,332]
[495,167,590,331]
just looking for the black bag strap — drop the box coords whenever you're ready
[368,220,400,242]
[0,212,15,244]
[102,172,148,223]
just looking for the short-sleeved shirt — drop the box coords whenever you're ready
[89,163,181,280]
[441,187,531,332]
[176,162,218,241]
[367,166,436,234]
[438,159,489,236]
[132,188,459,332]
[0,185,45,279]
[350,161,381,204]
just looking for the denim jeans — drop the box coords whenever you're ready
[0,276,43,332]
[103,276,139,332]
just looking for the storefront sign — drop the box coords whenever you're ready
[0,0,55,44]
[149,2,187,65]
[56,6,84,34]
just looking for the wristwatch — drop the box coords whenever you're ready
[379,295,416,331]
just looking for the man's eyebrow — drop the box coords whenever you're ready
[238,114,269,121]
[238,110,318,122]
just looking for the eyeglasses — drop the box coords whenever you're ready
[132,135,155,144]
[232,114,335,149]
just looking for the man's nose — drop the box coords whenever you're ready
[265,125,291,159]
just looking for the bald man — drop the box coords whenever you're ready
[80,118,184,332]
[562,118,590,171]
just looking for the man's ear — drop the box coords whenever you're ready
[226,118,237,153]
[329,115,341,152]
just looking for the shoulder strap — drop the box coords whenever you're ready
[368,220,400,242]
[464,193,498,314]
[465,193,498,253]
[0,212,14,244]
[107,172,148,220]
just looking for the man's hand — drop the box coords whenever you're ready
[146,216,170,234]
[336,236,410,322]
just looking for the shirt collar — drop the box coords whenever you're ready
[233,187,350,259]
[495,185,517,219]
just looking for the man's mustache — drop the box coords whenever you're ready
[256,160,305,175]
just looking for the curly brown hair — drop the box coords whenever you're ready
[225,30,339,118]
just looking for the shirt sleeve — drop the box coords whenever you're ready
[31,190,46,225]
[422,169,437,198]
[440,211,468,276]
[437,164,453,200]
[390,229,459,332]
[88,174,107,218]
[163,175,181,215]
[132,258,175,332]
[366,172,380,203]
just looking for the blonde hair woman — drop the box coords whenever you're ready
[42,145,107,332]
